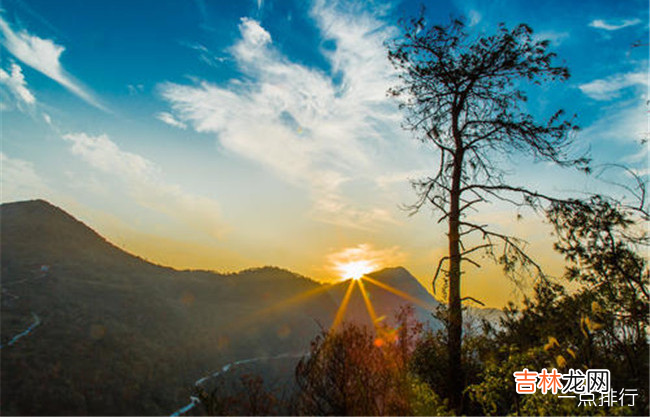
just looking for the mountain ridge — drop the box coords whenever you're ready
[0,199,499,415]
[1,199,337,415]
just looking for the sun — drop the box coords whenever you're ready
[336,260,375,281]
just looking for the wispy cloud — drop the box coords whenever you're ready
[467,9,482,27]
[127,83,144,95]
[579,71,647,100]
[533,30,569,46]
[589,18,642,31]
[579,99,648,150]
[159,2,415,230]
[0,62,35,105]
[0,152,51,202]
[375,169,430,188]
[181,42,227,68]
[62,132,225,238]
[155,112,187,129]
[193,0,215,32]
[0,16,106,111]
[326,243,407,277]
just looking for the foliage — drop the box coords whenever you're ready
[463,193,649,415]
[410,318,488,410]
[547,194,649,412]
[467,345,634,416]
[387,12,587,410]
[294,307,449,416]
[197,374,281,416]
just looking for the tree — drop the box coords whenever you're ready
[387,16,588,410]
[197,373,281,415]
[294,307,444,415]
[546,188,649,411]
[469,196,649,415]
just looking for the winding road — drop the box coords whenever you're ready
[0,312,41,349]
[1,268,48,349]
[170,351,307,416]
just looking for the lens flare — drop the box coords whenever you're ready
[336,260,375,280]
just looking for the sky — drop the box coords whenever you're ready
[1,0,648,308]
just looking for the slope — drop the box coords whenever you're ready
[1,200,336,415]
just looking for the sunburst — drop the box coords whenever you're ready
[335,260,375,280]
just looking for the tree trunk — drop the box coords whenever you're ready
[447,146,463,412]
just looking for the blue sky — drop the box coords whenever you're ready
[1,0,647,307]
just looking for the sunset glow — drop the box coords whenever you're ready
[336,260,375,280]
[0,0,641,310]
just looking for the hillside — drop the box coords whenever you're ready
[1,200,499,415]
[327,267,442,329]
[0,200,336,415]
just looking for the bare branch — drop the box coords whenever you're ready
[460,296,485,306]
[433,256,450,294]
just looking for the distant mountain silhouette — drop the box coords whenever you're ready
[1,200,335,415]
[327,267,443,330]
[0,200,499,415]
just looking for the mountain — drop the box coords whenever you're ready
[326,266,501,332]
[0,200,500,415]
[1,200,336,415]
[327,267,443,330]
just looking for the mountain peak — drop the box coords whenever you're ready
[1,199,146,269]
[2,198,62,212]
[367,266,412,281]
[366,266,439,308]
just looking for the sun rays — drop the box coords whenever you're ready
[357,278,379,325]
[329,271,432,333]
[215,264,431,343]
[220,284,333,333]
[331,278,357,330]
[362,276,435,310]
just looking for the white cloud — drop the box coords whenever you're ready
[0,62,35,105]
[160,3,419,230]
[533,30,569,46]
[155,112,187,129]
[579,71,647,100]
[63,133,156,180]
[62,133,225,238]
[181,42,227,68]
[127,84,144,95]
[0,16,106,111]
[589,18,642,31]
[579,99,648,152]
[0,152,51,202]
[467,9,482,27]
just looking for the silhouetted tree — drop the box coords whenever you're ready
[388,16,588,410]
[546,185,649,411]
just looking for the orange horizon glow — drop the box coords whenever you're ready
[72,205,557,309]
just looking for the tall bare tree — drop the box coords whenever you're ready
[387,17,589,411]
